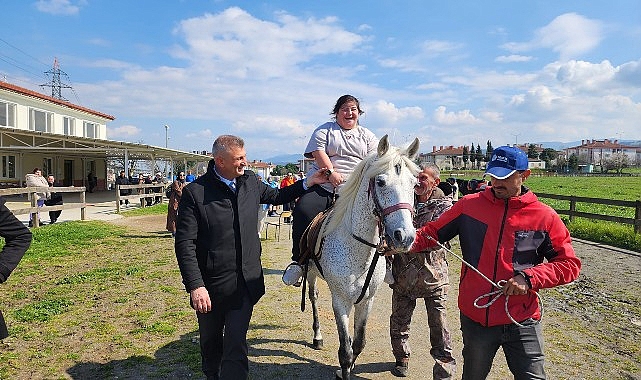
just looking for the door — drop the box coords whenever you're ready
[63,160,73,186]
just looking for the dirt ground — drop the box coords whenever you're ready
[111,214,641,380]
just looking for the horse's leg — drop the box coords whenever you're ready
[332,297,354,379]
[307,272,323,349]
[351,296,374,363]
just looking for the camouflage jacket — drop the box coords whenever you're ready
[390,187,453,298]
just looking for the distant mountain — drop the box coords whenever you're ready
[260,153,303,165]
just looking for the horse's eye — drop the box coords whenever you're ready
[376,177,386,186]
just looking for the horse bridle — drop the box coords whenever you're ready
[351,177,415,305]
[352,177,414,249]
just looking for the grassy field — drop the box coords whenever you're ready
[443,172,641,252]
[0,213,639,379]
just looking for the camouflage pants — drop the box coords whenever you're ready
[390,286,456,380]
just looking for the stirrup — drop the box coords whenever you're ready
[282,262,304,287]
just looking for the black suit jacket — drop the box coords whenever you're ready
[0,197,32,338]
[175,160,306,307]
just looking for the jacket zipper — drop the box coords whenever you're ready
[485,198,509,326]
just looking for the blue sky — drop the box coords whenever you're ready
[2,0,640,160]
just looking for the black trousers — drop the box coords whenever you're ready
[291,185,335,262]
[197,281,254,380]
[0,310,8,339]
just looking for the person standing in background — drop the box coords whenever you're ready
[166,171,187,237]
[45,174,63,224]
[389,163,456,378]
[25,168,49,227]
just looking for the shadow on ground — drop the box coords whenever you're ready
[65,328,390,380]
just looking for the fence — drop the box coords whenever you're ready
[0,186,87,228]
[537,193,641,234]
[115,184,167,213]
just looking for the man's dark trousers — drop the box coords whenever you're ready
[197,281,254,380]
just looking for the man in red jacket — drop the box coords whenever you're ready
[410,145,581,380]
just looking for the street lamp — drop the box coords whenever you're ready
[164,125,170,181]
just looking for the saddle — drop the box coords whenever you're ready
[298,206,332,312]
[298,206,333,266]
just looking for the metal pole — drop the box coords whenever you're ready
[164,125,169,181]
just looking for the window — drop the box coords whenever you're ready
[1,155,16,178]
[84,121,97,138]
[30,108,52,132]
[43,158,53,177]
[0,101,16,127]
[63,117,76,135]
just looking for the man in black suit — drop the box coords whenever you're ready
[175,135,327,380]
[0,196,32,339]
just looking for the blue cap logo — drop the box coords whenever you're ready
[485,146,528,179]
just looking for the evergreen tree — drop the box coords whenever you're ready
[462,146,469,169]
[469,143,476,169]
[485,140,493,161]
[527,144,539,159]
[476,144,483,169]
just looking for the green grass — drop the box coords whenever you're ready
[119,203,168,216]
[525,176,641,252]
[0,219,199,379]
[442,174,641,252]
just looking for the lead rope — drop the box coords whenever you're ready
[421,233,543,328]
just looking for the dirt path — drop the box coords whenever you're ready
[113,215,641,379]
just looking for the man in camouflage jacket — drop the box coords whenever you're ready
[389,163,456,379]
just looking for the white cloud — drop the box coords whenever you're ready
[34,0,82,15]
[495,55,533,63]
[501,13,603,61]
[185,129,214,140]
[368,100,424,125]
[432,106,482,125]
[170,7,364,79]
[108,125,141,139]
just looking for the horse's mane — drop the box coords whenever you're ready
[323,146,419,236]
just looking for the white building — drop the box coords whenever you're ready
[1,81,207,188]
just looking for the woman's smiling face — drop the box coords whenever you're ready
[336,100,359,130]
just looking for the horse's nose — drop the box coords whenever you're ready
[392,228,412,246]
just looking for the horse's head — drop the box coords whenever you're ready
[370,135,420,252]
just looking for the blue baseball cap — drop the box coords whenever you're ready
[485,146,529,179]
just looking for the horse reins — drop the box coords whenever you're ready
[352,178,414,304]
[417,230,543,328]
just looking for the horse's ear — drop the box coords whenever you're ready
[377,135,390,157]
[405,137,420,160]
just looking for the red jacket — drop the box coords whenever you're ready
[412,186,581,326]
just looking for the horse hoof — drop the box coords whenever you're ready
[335,369,347,380]
[313,338,323,350]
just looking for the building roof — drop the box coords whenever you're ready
[0,126,209,162]
[569,139,636,150]
[0,81,115,121]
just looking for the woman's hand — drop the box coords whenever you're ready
[328,171,344,188]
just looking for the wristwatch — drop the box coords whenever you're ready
[324,169,334,177]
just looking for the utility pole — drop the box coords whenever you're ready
[40,58,72,101]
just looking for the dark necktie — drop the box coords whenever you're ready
[229,181,236,192]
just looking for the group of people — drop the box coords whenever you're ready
[24,168,63,226]
[172,95,581,380]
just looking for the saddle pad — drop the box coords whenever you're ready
[298,207,333,264]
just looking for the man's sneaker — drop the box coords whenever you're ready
[282,262,304,286]
[392,360,408,377]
